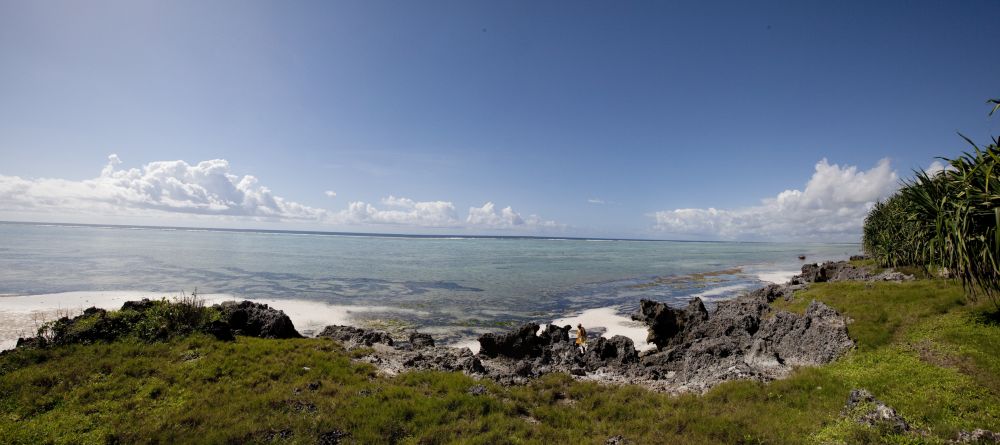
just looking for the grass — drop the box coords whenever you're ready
[1,279,999,444]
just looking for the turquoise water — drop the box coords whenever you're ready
[0,222,859,339]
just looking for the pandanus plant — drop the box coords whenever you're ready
[863,97,1000,308]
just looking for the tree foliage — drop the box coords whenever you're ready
[863,99,1000,307]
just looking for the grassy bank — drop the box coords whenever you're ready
[1,279,998,444]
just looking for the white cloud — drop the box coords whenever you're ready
[652,158,900,241]
[335,197,460,227]
[0,154,326,220]
[924,160,956,177]
[588,198,605,204]
[466,202,563,229]
[0,155,565,233]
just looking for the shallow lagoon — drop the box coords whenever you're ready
[0,222,859,348]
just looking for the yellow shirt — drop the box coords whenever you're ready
[575,327,587,345]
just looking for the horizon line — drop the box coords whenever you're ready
[0,220,860,245]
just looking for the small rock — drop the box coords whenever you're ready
[467,384,488,396]
[843,389,910,433]
[409,332,435,349]
[457,356,486,374]
[953,429,1000,443]
[605,435,634,445]
[317,429,350,445]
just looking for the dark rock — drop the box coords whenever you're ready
[286,399,317,413]
[15,336,46,349]
[204,320,234,341]
[263,429,293,441]
[747,284,789,303]
[843,389,910,433]
[850,255,867,261]
[586,335,639,367]
[538,324,572,345]
[121,299,157,312]
[478,323,542,358]
[457,356,486,374]
[798,263,828,283]
[317,325,393,346]
[408,332,435,349]
[317,429,350,445]
[215,301,301,339]
[871,271,915,282]
[605,435,634,445]
[795,261,873,284]
[953,429,1000,443]
[632,298,707,350]
[748,301,854,368]
[307,381,322,391]
[467,384,488,396]
[514,360,534,377]
[627,285,854,391]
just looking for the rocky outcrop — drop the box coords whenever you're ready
[319,259,860,392]
[952,429,1000,443]
[748,301,855,368]
[318,325,394,347]
[322,282,853,392]
[842,389,910,434]
[409,332,435,349]
[214,301,302,339]
[317,325,485,376]
[631,298,708,349]
[792,261,913,284]
[11,298,302,349]
[478,323,545,358]
[623,291,854,391]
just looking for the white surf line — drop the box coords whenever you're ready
[755,270,800,285]
[689,284,752,300]
[0,291,424,350]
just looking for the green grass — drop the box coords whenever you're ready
[773,280,967,351]
[1,279,999,444]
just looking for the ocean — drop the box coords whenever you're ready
[0,222,860,350]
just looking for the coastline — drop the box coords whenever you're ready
[3,258,998,443]
[0,265,800,353]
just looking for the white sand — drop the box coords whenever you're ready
[0,291,422,350]
[549,307,655,351]
[756,270,799,284]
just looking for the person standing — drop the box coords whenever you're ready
[575,323,587,353]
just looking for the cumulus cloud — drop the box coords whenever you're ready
[466,202,563,229]
[652,158,900,241]
[0,154,326,220]
[924,160,956,177]
[0,155,565,232]
[335,196,460,227]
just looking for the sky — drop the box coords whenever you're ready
[0,1,998,241]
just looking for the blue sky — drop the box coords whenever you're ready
[1,1,998,240]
